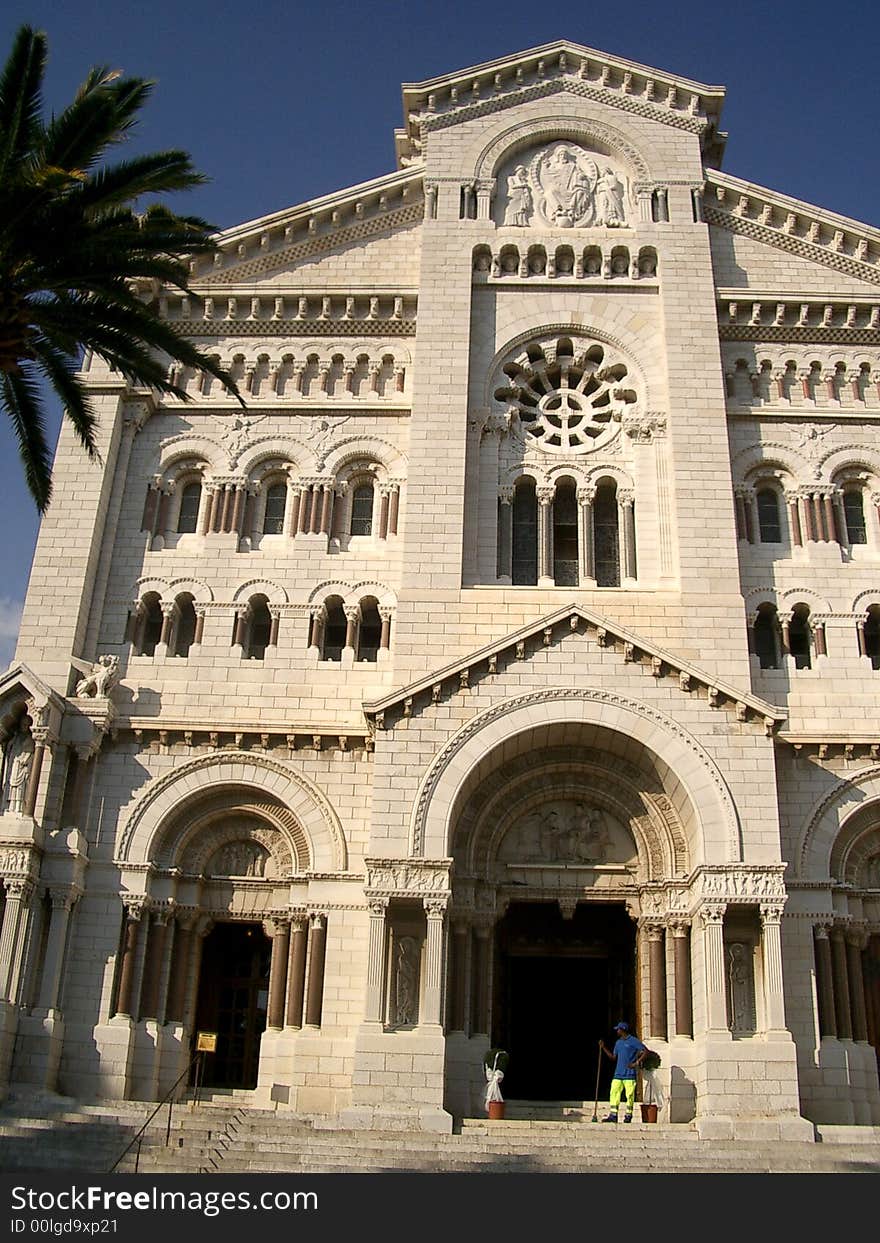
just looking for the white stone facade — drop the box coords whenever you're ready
[1,41,879,1137]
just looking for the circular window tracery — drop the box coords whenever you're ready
[493,336,637,454]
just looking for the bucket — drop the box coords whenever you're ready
[488,1101,506,1120]
[640,1103,658,1123]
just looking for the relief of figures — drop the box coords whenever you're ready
[207,840,270,877]
[498,799,635,866]
[499,143,630,229]
[1,724,33,815]
[391,935,421,1026]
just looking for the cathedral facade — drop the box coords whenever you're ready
[1,41,879,1138]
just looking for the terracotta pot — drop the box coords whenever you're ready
[640,1103,658,1123]
[488,1100,506,1120]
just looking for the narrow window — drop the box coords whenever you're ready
[594,482,620,587]
[262,483,287,534]
[350,483,374,536]
[172,595,197,657]
[789,605,812,670]
[512,478,538,586]
[864,607,880,670]
[357,598,382,662]
[754,604,780,669]
[244,596,271,660]
[177,482,201,533]
[138,594,163,657]
[552,480,579,586]
[843,490,867,545]
[756,488,782,543]
[322,597,347,662]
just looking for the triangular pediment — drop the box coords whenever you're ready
[363,605,783,733]
[396,41,727,167]
[0,663,67,733]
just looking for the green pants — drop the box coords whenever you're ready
[609,1078,636,1114]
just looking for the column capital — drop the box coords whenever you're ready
[3,877,34,903]
[536,485,555,505]
[268,916,291,937]
[309,910,327,930]
[699,902,726,927]
[759,902,785,926]
[813,922,832,940]
[367,897,389,916]
[423,897,448,918]
[122,895,148,922]
[49,886,81,912]
[668,919,691,938]
[576,485,597,505]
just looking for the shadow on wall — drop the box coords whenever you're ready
[668,1064,696,1123]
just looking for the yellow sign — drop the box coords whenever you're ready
[196,1031,217,1053]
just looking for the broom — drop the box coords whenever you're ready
[591,1047,601,1122]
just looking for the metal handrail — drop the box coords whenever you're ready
[108,1051,202,1173]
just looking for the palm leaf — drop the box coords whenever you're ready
[1,369,53,511]
[0,26,46,180]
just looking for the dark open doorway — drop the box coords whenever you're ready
[494,901,636,1100]
[193,921,270,1089]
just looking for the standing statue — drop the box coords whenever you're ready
[503,165,533,226]
[536,144,597,227]
[392,936,421,1026]
[2,727,33,814]
[75,654,119,699]
[595,166,627,226]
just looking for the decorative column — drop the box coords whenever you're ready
[813,924,837,1038]
[268,606,281,649]
[646,923,668,1039]
[0,879,35,1003]
[364,899,388,1024]
[154,486,172,539]
[846,930,869,1042]
[199,485,216,536]
[319,485,333,535]
[496,491,513,582]
[759,903,787,1033]
[267,919,291,1031]
[421,899,447,1028]
[377,487,390,540]
[308,606,325,654]
[158,602,175,649]
[619,489,637,581]
[296,485,311,534]
[830,925,853,1039]
[304,912,327,1027]
[670,921,693,1037]
[192,604,206,647]
[139,909,170,1020]
[284,481,300,538]
[285,916,309,1028]
[471,923,491,1036]
[537,486,554,585]
[378,607,392,652]
[700,904,729,1033]
[230,485,246,536]
[233,606,249,650]
[166,917,195,1024]
[36,889,79,1012]
[343,606,359,655]
[114,901,144,1018]
[309,484,322,534]
[450,919,470,1033]
[23,730,47,819]
[577,487,595,582]
[387,484,400,536]
[785,491,803,546]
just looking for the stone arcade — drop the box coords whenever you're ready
[1,41,879,1140]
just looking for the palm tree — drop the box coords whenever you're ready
[0,25,241,512]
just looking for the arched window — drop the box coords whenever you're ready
[594,481,620,587]
[350,483,374,536]
[843,490,867,545]
[863,606,880,670]
[177,482,201,533]
[552,479,579,586]
[753,604,780,669]
[357,598,382,662]
[756,488,782,543]
[512,478,538,586]
[322,597,347,662]
[243,596,272,660]
[262,483,287,535]
[137,593,163,657]
[172,594,197,657]
[788,605,812,670]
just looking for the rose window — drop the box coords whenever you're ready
[494,337,636,454]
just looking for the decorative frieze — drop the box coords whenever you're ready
[365,858,453,896]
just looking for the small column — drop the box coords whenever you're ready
[158,602,175,649]
[537,486,554,585]
[166,918,194,1023]
[309,486,322,535]
[284,482,300,538]
[231,486,245,536]
[115,903,143,1018]
[619,491,637,581]
[233,606,248,650]
[450,919,470,1033]
[830,926,853,1039]
[285,917,308,1028]
[199,486,215,536]
[304,912,327,1027]
[0,879,35,1003]
[193,605,206,647]
[319,486,333,535]
[811,493,825,541]
[268,607,281,648]
[497,493,513,582]
[700,903,729,1033]
[139,910,170,1020]
[846,931,869,1042]
[857,619,868,657]
[578,488,595,581]
[364,899,388,1024]
[647,924,668,1039]
[37,889,78,1012]
[387,485,400,536]
[759,903,787,1032]
[343,606,359,654]
[471,924,491,1036]
[785,491,803,546]
[813,924,837,1039]
[671,921,693,1037]
[377,488,390,540]
[378,607,392,651]
[296,486,311,534]
[155,488,171,539]
[421,899,447,1027]
[23,735,47,819]
[308,607,325,654]
[823,492,839,544]
[267,919,291,1031]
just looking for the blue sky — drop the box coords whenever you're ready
[1,0,878,665]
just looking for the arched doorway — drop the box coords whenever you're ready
[194,921,271,1089]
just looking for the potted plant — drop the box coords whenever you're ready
[638,1049,663,1123]
[483,1048,509,1120]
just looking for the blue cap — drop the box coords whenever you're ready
[614,1021,629,1032]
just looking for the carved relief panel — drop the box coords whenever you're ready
[496,142,632,229]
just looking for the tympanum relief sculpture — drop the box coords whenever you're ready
[206,840,273,878]
[497,799,637,867]
[500,143,630,229]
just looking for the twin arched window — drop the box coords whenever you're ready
[752,602,816,670]
[312,595,389,662]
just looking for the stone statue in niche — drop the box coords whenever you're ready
[594,166,627,227]
[391,936,420,1026]
[726,942,757,1033]
[502,165,533,226]
[75,654,119,699]
[538,144,595,226]
[208,840,269,877]
[1,724,33,814]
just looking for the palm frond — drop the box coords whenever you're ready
[77,152,208,212]
[1,369,53,512]
[40,74,152,173]
[32,338,99,459]
[0,27,46,181]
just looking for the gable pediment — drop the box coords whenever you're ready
[364,604,783,734]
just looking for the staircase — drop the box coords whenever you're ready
[1,1096,879,1175]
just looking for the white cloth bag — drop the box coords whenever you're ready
[484,1054,505,1111]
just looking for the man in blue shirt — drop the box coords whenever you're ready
[598,1021,647,1123]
